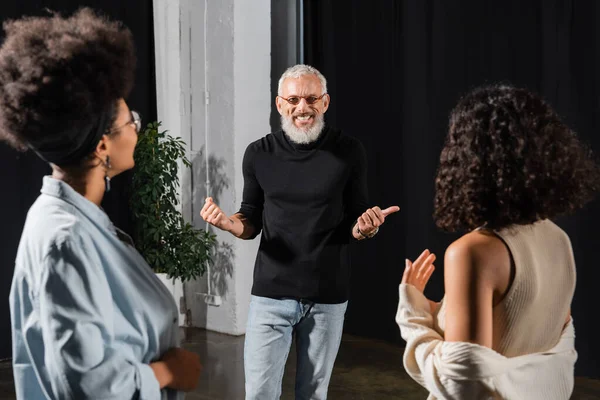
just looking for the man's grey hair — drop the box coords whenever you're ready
[277,64,328,96]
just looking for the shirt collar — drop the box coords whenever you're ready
[40,176,116,233]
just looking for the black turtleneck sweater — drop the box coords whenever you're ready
[238,126,369,303]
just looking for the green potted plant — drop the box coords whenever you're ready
[130,121,216,324]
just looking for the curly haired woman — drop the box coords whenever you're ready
[396,84,600,399]
[2,9,201,399]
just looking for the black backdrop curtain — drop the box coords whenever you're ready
[305,0,600,378]
[0,1,156,359]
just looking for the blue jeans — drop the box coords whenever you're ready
[244,295,348,400]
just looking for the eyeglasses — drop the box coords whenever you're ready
[278,93,327,106]
[107,110,142,134]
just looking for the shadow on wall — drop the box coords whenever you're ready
[182,147,235,327]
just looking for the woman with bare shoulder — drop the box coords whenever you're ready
[397,84,600,400]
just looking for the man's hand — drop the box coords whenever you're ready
[354,205,399,239]
[200,197,233,232]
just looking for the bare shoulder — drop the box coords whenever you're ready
[443,230,502,346]
[444,229,510,282]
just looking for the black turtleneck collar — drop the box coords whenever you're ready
[282,125,331,151]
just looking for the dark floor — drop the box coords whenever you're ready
[1,328,599,399]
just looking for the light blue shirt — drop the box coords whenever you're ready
[10,177,183,399]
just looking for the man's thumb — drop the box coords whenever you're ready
[382,206,400,216]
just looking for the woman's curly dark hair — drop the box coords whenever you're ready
[434,84,600,232]
[0,8,135,152]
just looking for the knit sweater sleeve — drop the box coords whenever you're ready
[343,138,370,235]
[396,283,577,400]
[237,143,264,239]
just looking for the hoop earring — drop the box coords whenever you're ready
[104,156,111,193]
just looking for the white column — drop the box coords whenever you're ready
[152,0,192,219]
[232,0,271,333]
[153,0,270,335]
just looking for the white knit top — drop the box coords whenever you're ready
[434,219,576,357]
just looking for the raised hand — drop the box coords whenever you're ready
[401,249,436,293]
[356,205,400,238]
[200,197,232,231]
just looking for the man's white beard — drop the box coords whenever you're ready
[281,113,325,145]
